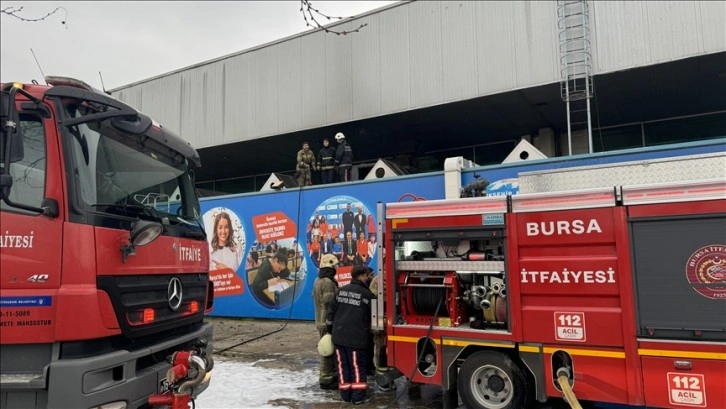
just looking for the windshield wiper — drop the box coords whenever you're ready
[90,200,208,241]
[193,216,207,240]
[89,200,165,224]
[163,214,206,240]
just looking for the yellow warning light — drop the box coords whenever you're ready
[11,82,24,89]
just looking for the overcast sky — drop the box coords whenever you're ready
[1,1,396,90]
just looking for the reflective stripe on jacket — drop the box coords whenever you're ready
[318,146,336,170]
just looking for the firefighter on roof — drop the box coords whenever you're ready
[334,132,353,182]
[296,141,316,186]
[317,137,336,184]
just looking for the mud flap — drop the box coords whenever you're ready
[375,367,403,386]
[519,343,547,403]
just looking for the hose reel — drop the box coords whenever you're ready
[412,287,448,315]
[398,272,465,326]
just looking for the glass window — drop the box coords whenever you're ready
[592,124,643,153]
[215,177,255,195]
[195,181,218,198]
[417,147,475,172]
[474,141,516,165]
[644,112,726,146]
[255,174,271,191]
[1,115,46,213]
[62,102,200,225]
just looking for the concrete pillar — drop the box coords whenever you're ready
[534,128,556,157]
[559,129,590,155]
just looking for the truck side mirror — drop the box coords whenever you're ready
[1,89,26,165]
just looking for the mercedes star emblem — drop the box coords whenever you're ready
[168,277,183,311]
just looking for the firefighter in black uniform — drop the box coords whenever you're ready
[317,137,336,184]
[326,265,376,404]
[334,132,353,182]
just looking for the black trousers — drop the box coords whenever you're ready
[338,166,351,182]
[321,168,335,184]
[335,344,368,403]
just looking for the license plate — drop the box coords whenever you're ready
[159,378,171,394]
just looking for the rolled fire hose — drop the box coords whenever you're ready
[556,367,583,409]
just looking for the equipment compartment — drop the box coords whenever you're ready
[392,228,510,331]
[630,214,726,342]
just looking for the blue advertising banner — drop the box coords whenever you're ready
[200,139,724,321]
[200,173,445,320]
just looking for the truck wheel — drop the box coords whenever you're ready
[457,351,532,409]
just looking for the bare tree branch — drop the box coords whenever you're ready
[299,0,367,36]
[1,6,67,27]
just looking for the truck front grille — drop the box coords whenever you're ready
[98,274,209,338]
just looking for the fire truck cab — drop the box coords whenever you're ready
[1,78,214,409]
[378,152,726,409]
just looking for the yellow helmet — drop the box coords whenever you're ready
[317,333,334,357]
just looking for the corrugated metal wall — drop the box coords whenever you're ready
[590,1,726,73]
[113,1,726,149]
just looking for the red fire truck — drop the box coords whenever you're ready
[1,78,214,409]
[375,153,726,408]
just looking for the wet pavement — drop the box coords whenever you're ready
[199,317,455,408]
[196,357,588,409]
[197,317,633,409]
[196,356,449,408]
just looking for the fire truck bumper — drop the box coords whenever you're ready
[43,322,214,409]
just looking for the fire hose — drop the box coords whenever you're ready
[556,367,583,409]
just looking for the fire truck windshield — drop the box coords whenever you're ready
[61,101,201,228]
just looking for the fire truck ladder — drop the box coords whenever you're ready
[558,0,594,155]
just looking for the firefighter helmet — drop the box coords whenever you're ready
[335,132,345,142]
[317,333,334,357]
[320,254,338,269]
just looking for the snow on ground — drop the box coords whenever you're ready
[195,358,334,408]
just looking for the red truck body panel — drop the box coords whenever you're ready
[383,175,725,408]
[1,79,213,409]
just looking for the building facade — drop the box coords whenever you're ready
[111,0,726,194]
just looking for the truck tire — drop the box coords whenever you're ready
[458,351,533,409]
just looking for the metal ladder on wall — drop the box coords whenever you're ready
[558,0,594,155]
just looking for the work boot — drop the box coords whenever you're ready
[375,378,395,392]
[352,396,371,405]
[319,382,338,390]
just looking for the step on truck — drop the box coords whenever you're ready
[1,77,214,409]
[375,152,726,409]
